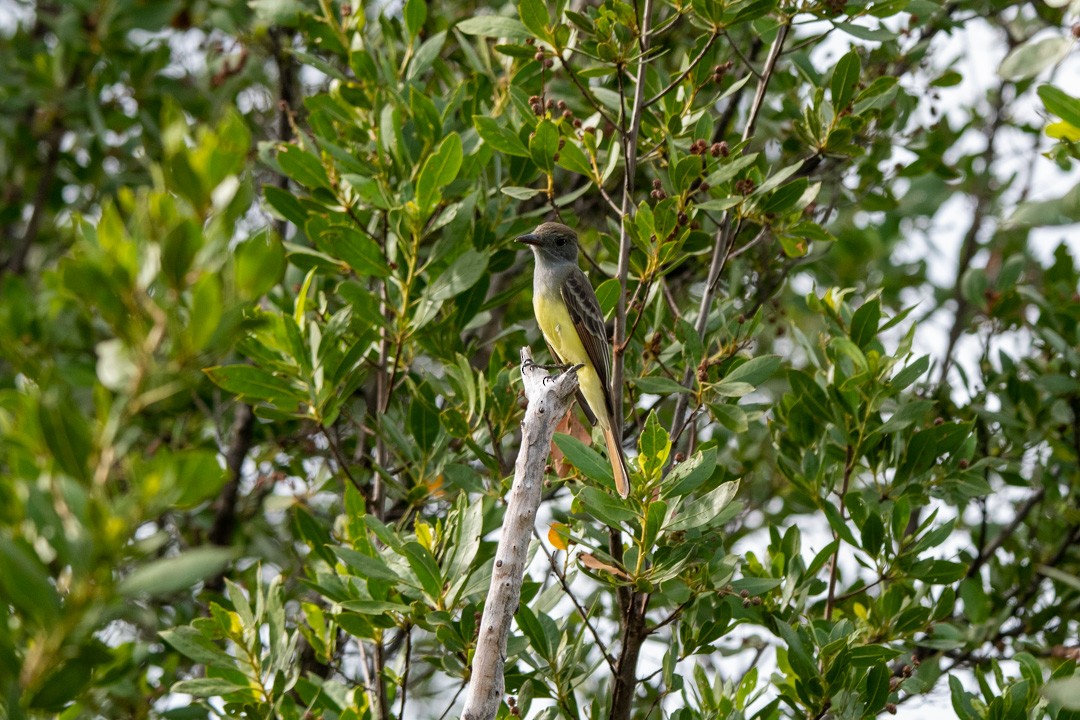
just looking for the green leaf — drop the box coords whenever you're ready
[958,577,990,624]
[714,381,754,397]
[172,450,230,508]
[774,620,820,681]
[160,627,234,667]
[666,480,740,532]
[891,354,930,391]
[404,0,426,39]
[555,140,592,178]
[999,35,1073,82]
[951,675,980,718]
[553,433,611,481]
[931,70,963,88]
[676,318,704,367]
[417,133,463,211]
[634,375,689,395]
[188,274,222,352]
[595,278,621,317]
[578,486,637,526]
[529,120,559,173]
[860,513,884,557]
[119,547,237,596]
[663,447,717,498]
[705,152,759,186]
[234,232,286,299]
[426,248,488,301]
[333,547,402,585]
[833,20,896,41]
[474,116,529,157]
[172,678,251,697]
[277,145,329,190]
[865,663,890,713]
[822,501,858,547]
[723,354,781,386]
[831,49,861,111]
[250,0,307,25]
[409,395,441,447]
[898,422,972,482]
[205,365,302,404]
[849,299,880,348]
[711,404,748,433]
[1044,677,1080,710]
[515,605,553,659]
[1038,564,1080,592]
[457,15,532,40]
[673,155,703,194]
[1038,84,1080,128]
[960,267,988,306]
[403,541,443,601]
[518,0,549,39]
[638,411,671,469]
[319,226,389,277]
[38,392,93,484]
[0,540,61,623]
[501,186,542,199]
[730,576,781,595]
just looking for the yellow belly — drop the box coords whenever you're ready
[535,292,609,429]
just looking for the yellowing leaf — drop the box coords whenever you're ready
[548,522,570,551]
[415,519,434,551]
[1046,120,1080,142]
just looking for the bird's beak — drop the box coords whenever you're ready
[516,233,541,247]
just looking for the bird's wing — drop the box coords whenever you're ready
[546,339,598,426]
[561,268,615,415]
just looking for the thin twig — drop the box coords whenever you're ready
[561,50,618,128]
[643,29,720,108]
[670,20,789,445]
[967,487,1045,579]
[533,527,617,670]
[825,444,855,621]
[398,625,412,718]
[319,424,364,493]
[437,681,467,720]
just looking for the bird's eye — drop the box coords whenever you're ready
[555,238,565,247]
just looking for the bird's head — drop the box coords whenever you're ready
[517,222,579,264]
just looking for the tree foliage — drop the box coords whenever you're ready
[1,0,1080,718]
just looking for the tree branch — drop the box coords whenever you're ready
[643,29,720,108]
[461,349,580,720]
[671,20,789,446]
[825,444,855,621]
[208,403,255,547]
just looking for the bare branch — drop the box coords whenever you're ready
[671,20,790,445]
[644,30,720,108]
[461,349,580,720]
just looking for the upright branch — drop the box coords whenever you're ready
[825,444,855,621]
[612,0,654,434]
[461,349,579,720]
[608,4,654,718]
[670,19,790,446]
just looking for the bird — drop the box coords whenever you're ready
[517,221,631,498]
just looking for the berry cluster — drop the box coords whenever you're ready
[650,178,666,200]
[711,60,734,83]
[735,178,756,195]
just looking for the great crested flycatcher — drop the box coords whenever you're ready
[518,222,631,498]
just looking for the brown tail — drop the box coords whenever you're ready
[602,424,631,498]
